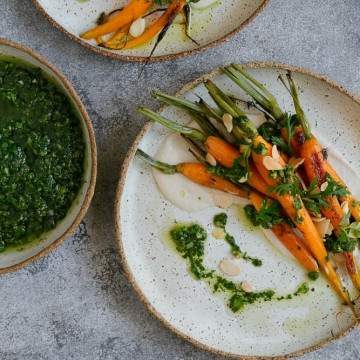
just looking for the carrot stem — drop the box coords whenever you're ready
[136,149,177,174]
[223,65,284,121]
[138,107,206,142]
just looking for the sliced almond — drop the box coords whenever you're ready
[320,181,329,192]
[313,218,333,238]
[241,281,253,293]
[205,152,217,166]
[263,156,283,171]
[219,258,240,277]
[129,18,146,38]
[212,193,234,209]
[311,216,326,222]
[290,157,305,169]
[272,145,281,161]
[238,175,248,183]
[222,113,233,133]
[212,228,226,240]
[341,200,349,215]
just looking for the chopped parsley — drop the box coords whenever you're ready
[208,154,249,184]
[325,222,360,253]
[258,115,297,156]
[244,200,287,229]
[308,271,320,281]
[301,175,349,216]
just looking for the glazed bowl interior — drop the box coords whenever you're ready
[0,40,96,271]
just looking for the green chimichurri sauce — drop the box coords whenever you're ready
[213,212,262,266]
[0,60,85,252]
[169,223,311,312]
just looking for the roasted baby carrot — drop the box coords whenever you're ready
[122,0,186,49]
[136,149,249,198]
[249,191,318,272]
[81,0,152,40]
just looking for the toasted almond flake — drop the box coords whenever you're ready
[205,152,217,166]
[291,157,305,169]
[129,18,146,38]
[263,156,283,171]
[212,193,234,209]
[272,145,281,161]
[212,228,226,240]
[298,173,307,190]
[238,176,248,183]
[311,216,324,222]
[241,281,253,293]
[222,113,233,133]
[320,181,329,192]
[313,218,333,238]
[341,200,349,215]
[219,258,240,277]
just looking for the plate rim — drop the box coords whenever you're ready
[114,61,360,358]
[0,37,97,275]
[31,0,269,63]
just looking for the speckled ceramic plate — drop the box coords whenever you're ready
[32,0,268,62]
[115,63,360,358]
[0,38,97,274]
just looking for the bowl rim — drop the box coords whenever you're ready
[31,0,269,63]
[114,61,360,359]
[0,37,97,274]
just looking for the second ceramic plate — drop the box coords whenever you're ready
[115,63,360,358]
[33,0,268,61]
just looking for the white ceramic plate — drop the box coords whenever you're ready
[0,38,97,273]
[32,0,268,61]
[115,63,360,358]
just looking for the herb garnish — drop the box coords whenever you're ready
[308,271,320,281]
[244,200,287,229]
[208,154,249,184]
[301,175,349,216]
[258,114,297,156]
[325,222,360,253]
[213,213,262,266]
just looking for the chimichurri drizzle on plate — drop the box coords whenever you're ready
[170,223,312,312]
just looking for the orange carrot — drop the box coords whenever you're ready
[205,136,239,168]
[249,192,318,272]
[122,0,185,49]
[344,252,360,290]
[176,162,249,198]
[324,162,360,221]
[250,135,351,305]
[204,136,271,196]
[283,126,360,222]
[102,25,131,49]
[81,0,152,40]
[298,137,360,291]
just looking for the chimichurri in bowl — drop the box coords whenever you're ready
[0,39,97,273]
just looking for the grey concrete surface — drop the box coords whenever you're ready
[1,0,360,359]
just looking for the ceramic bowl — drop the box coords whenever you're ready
[32,0,268,62]
[0,38,97,274]
[115,63,360,358]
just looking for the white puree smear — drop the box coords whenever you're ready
[153,114,360,260]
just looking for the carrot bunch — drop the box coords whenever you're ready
[80,0,191,52]
[223,64,360,295]
[136,73,360,311]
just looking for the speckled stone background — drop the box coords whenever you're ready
[1,0,360,359]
